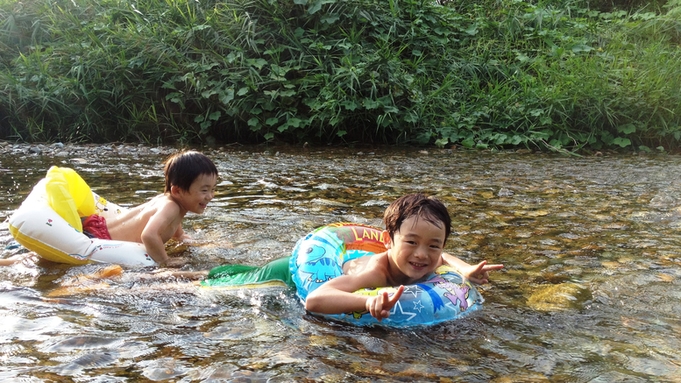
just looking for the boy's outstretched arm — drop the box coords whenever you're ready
[305,274,403,321]
[442,253,504,284]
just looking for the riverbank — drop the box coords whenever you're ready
[0,141,181,159]
[1,140,669,159]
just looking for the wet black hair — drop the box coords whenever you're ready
[383,193,452,244]
[163,150,218,193]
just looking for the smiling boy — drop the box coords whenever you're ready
[304,193,504,321]
[105,150,218,266]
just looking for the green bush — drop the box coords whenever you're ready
[0,0,680,152]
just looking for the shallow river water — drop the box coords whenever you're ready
[1,144,680,382]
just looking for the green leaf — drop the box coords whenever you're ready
[288,118,302,128]
[612,137,631,147]
[414,132,430,144]
[321,14,339,24]
[363,99,381,109]
[226,52,238,64]
[404,113,418,123]
[464,24,478,36]
[201,90,216,99]
[434,138,449,148]
[571,44,593,53]
[617,123,636,134]
[219,89,235,104]
[494,133,508,145]
[549,139,563,149]
[308,0,323,14]
[247,58,268,69]
[341,100,358,111]
[461,137,475,148]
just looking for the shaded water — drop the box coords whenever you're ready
[1,145,681,382]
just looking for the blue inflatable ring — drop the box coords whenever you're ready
[289,223,484,327]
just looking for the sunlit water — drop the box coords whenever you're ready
[1,144,680,382]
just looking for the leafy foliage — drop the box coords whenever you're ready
[0,0,680,151]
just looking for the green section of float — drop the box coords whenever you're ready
[200,256,294,288]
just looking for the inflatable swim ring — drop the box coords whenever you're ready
[290,223,484,327]
[8,166,155,267]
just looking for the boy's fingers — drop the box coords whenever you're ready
[483,263,504,271]
[390,285,405,304]
[370,287,406,320]
[373,293,388,321]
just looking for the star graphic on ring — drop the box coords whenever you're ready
[390,301,417,321]
[401,285,419,298]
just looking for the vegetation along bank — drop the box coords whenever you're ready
[1,0,680,153]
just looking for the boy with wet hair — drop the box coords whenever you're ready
[105,150,218,266]
[305,193,503,321]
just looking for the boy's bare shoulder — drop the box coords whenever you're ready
[141,194,178,212]
[148,193,172,205]
[343,252,389,279]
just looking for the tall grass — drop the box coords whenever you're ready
[0,0,680,151]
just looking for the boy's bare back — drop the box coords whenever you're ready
[106,194,184,244]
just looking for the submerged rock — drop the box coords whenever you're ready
[526,282,591,312]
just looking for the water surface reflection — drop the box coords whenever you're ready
[1,145,680,382]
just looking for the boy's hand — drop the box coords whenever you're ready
[365,285,405,321]
[462,260,504,284]
[160,257,187,268]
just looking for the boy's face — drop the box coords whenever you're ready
[384,215,446,284]
[174,173,217,214]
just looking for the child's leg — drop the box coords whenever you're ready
[201,256,293,287]
[0,253,30,266]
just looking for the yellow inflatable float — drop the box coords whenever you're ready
[8,166,156,266]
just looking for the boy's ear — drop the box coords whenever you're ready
[170,185,182,196]
[381,230,392,249]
